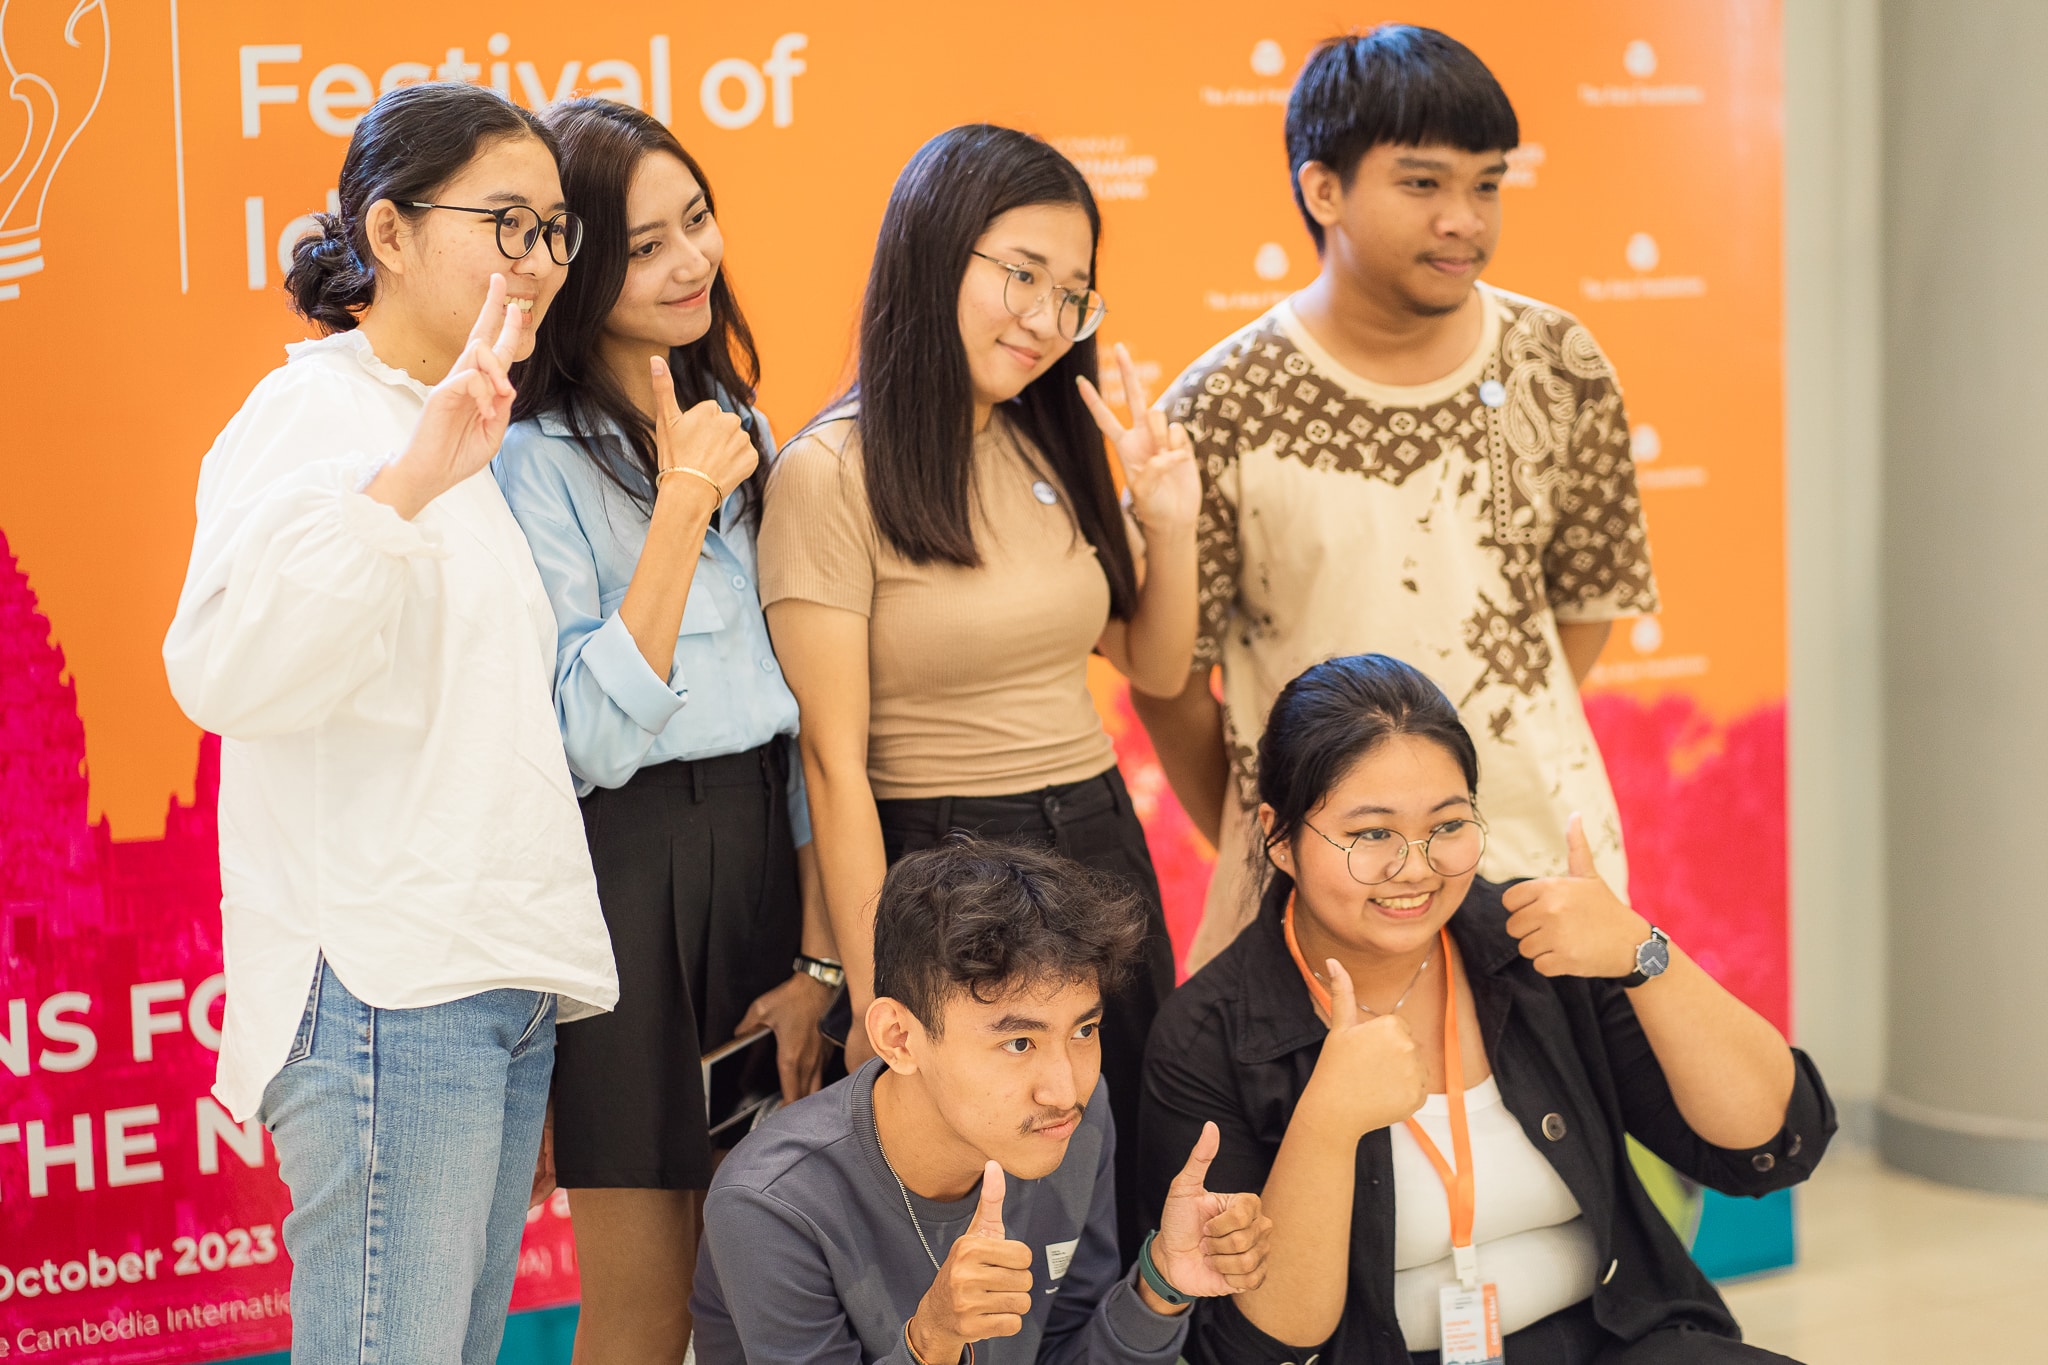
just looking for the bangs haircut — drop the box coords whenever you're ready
[1285,24,1520,250]
[872,837,1146,1039]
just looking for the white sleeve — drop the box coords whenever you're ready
[162,370,448,740]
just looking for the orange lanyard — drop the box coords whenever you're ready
[1284,893,1482,1283]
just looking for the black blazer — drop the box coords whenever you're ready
[1139,875,1834,1365]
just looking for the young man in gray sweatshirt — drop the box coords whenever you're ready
[692,839,1273,1364]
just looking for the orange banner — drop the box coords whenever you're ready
[1,3,1785,1357]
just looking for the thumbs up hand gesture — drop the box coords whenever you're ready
[1501,812,1651,979]
[907,1162,1035,1363]
[1147,1121,1274,1304]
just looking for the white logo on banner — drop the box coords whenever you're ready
[1503,142,1544,188]
[1581,232,1705,303]
[0,0,111,303]
[1581,38,1703,107]
[1630,421,1708,492]
[1053,135,1156,202]
[1249,39,1284,77]
[1253,242,1289,281]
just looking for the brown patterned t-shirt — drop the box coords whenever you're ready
[1167,285,1657,940]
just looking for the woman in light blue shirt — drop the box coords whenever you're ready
[494,98,835,1363]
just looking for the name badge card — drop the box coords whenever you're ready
[1437,1281,1504,1365]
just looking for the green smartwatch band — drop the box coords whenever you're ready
[1136,1230,1193,1307]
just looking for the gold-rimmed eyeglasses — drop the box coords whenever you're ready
[971,250,1107,341]
[1302,816,1489,886]
[406,201,584,265]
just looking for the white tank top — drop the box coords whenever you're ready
[1390,1075,1600,1350]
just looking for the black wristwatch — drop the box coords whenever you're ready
[793,954,845,989]
[1620,926,1671,988]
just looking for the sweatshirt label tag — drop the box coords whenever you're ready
[1044,1238,1079,1282]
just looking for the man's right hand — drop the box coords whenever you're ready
[907,1161,1033,1363]
[1299,956,1429,1140]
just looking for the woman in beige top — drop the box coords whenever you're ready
[759,124,1198,1262]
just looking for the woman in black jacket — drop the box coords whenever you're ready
[1140,654,1830,1364]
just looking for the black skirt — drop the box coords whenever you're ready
[551,743,803,1191]
[865,765,1176,1264]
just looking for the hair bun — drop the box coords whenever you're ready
[285,210,373,332]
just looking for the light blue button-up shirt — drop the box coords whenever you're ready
[493,406,809,844]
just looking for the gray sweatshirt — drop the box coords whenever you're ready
[692,1060,1189,1364]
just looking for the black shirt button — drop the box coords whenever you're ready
[1752,1152,1777,1172]
[1542,1112,1567,1141]
[1788,1133,1803,1157]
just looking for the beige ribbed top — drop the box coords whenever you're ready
[758,413,1116,799]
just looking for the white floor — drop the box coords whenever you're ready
[1721,1144,2048,1362]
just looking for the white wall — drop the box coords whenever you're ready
[1783,0,1885,1139]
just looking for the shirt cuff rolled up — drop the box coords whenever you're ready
[580,610,688,736]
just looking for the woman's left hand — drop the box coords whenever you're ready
[1501,813,1651,979]
[1077,342,1199,532]
[736,972,834,1104]
[528,1100,557,1210]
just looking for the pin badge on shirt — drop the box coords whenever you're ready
[1478,380,1507,409]
[1032,480,1059,505]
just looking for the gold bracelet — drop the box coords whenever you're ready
[656,465,723,502]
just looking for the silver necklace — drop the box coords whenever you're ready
[876,1114,943,1271]
[1316,943,1435,1017]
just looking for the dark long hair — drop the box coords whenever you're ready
[1254,654,1481,881]
[840,124,1138,619]
[513,98,768,522]
[286,82,557,333]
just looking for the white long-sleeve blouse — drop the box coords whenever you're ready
[163,330,618,1120]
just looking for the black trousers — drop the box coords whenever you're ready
[551,744,803,1191]
[876,766,1176,1266]
[1407,1299,1804,1365]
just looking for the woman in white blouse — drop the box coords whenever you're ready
[162,83,617,1365]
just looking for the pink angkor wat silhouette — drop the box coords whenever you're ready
[0,527,223,985]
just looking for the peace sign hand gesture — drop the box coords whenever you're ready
[372,273,526,520]
[1076,341,1199,533]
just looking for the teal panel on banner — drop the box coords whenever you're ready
[223,1304,579,1365]
[1692,1187,1796,1281]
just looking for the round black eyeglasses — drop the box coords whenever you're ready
[407,201,584,265]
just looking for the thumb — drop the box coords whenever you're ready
[1172,1120,1219,1194]
[1565,812,1596,879]
[1325,957,1361,1027]
[970,1160,1006,1239]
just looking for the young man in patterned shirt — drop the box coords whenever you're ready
[1134,24,1659,971]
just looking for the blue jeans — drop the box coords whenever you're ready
[259,959,557,1365]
